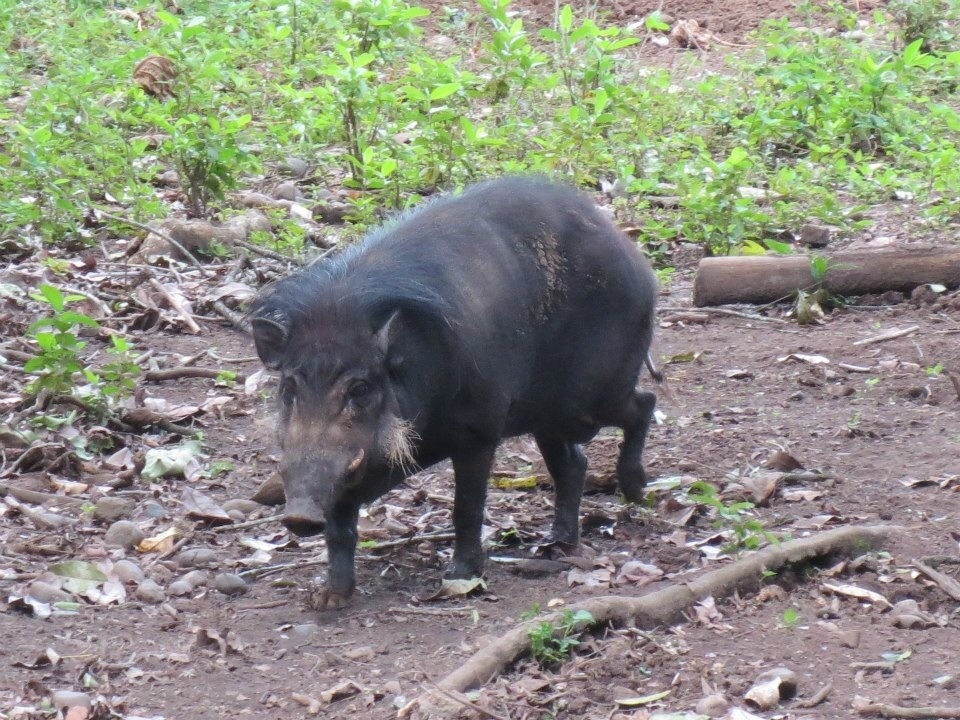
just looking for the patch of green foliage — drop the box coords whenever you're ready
[24,284,139,419]
[686,480,777,553]
[3,0,960,255]
[525,608,595,667]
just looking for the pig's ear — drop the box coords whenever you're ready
[375,310,401,355]
[251,310,290,370]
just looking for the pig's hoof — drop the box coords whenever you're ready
[536,538,580,559]
[444,558,484,580]
[617,465,648,504]
[307,588,351,611]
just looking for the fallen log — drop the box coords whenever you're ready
[401,524,893,718]
[692,247,960,306]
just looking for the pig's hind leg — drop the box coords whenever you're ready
[611,389,656,503]
[534,433,587,548]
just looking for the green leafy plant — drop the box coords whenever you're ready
[24,285,101,397]
[781,607,801,628]
[23,284,139,414]
[889,0,960,52]
[686,481,775,553]
[527,609,595,667]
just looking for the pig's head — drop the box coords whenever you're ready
[250,306,416,537]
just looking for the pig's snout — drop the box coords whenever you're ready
[282,513,326,537]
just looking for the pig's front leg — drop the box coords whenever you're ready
[311,501,359,610]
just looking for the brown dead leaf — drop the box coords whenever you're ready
[741,471,781,505]
[691,596,723,626]
[320,680,363,704]
[782,489,824,502]
[194,627,245,656]
[764,450,804,471]
[792,514,839,530]
[136,527,177,553]
[567,566,612,587]
[181,487,231,524]
[821,581,892,609]
[615,560,664,588]
[133,55,177,98]
[418,577,486,602]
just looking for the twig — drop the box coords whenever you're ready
[234,239,296,263]
[211,513,284,533]
[850,661,896,673]
[853,697,960,718]
[838,362,874,373]
[238,557,328,579]
[365,530,456,551]
[912,560,960,602]
[207,351,261,364]
[236,599,287,612]
[852,325,920,347]
[388,605,475,617]
[148,278,202,333]
[95,208,203,267]
[0,483,85,507]
[143,366,246,383]
[212,299,251,333]
[796,680,833,709]
[658,306,787,323]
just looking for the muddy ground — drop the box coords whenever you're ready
[3,1,960,719]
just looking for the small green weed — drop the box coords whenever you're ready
[527,608,595,667]
[23,284,139,415]
[781,607,801,628]
[686,480,775,553]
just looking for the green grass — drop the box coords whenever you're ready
[2,0,960,254]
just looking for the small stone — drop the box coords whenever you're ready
[136,579,166,604]
[181,570,209,589]
[696,693,729,717]
[282,623,320,648]
[222,499,260,515]
[51,690,91,708]
[112,559,145,584]
[26,580,72,604]
[312,200,350,224]
[343,645,375,661]
[273,181,298,201]
[104,520,145,549]
[285,157,309,178]
[167,580,193,596]
[155,170,180,187]
[214,573,248,596]
[140,501,167,519]
[174,548,219,568]
[93,496,134,524]
[799,223,833,248]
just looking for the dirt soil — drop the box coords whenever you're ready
[4,2,960,720]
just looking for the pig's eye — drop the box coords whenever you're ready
[347,380,371,401]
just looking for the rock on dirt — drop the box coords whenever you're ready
[93,496,134,523]
[112,559,145,584]
[213,573,248,595]
[135,579,166,604]
[103,520,145,548]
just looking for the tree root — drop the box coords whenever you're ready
[854,696,960,718]
[400,524,892,718]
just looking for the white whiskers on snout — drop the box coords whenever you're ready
[382,415,418,473]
